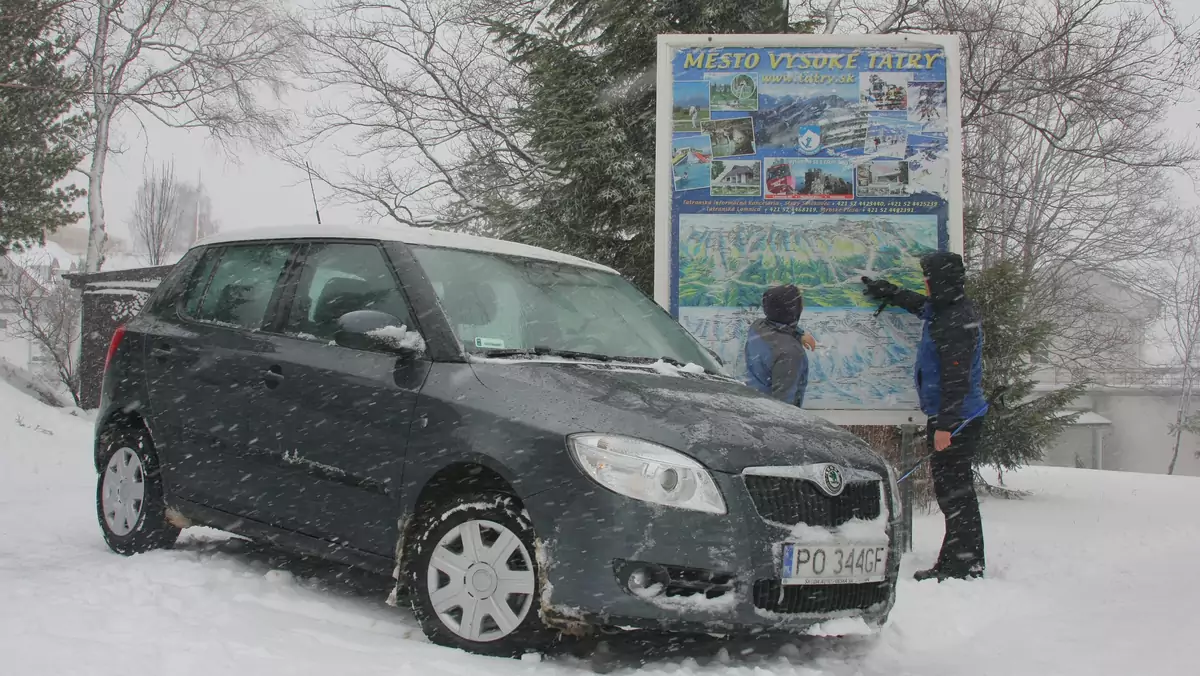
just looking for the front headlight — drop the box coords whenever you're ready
[567,434,726,514]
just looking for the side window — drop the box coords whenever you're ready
[284,243,415,342]
[179,248,222,317]
[188,244,292,330]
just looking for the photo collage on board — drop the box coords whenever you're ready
[671,73,763,195]
[671,55,950,201]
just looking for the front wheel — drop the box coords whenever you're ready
[407,493,553,657]
[96,426,180,555]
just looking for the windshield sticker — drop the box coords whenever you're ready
[475,337,506,349]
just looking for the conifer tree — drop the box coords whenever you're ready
[0,0,88,252]
[966,261,1084,471]
[492,0,813,292]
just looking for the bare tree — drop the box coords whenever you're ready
[0,260,82,406]
[801,0,1200,370]
[1161,236,1200,474]
[285,0,550,231]
[129,161,182,266]
[72,0,298,273]
[960,0,1197,371]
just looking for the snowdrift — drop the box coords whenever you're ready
[1,377,1198,675]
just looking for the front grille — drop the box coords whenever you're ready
[660,564,736,599]
[744,476,881,527]
[752,580,890,614]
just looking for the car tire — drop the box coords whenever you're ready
[96,425,180,555]
[407,492,554,657]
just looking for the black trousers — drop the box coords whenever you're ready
[927,417,986,573]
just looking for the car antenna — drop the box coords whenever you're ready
[306,161,322,225]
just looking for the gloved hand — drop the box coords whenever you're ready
[861,276,899,301]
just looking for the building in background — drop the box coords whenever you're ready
[0,242,77,375]
[1035,269,1200,476]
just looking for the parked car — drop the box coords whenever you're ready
[94,225,901,657]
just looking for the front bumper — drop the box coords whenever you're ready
[523,467,900,636]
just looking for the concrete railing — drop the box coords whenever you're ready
[1044,367,1192,391]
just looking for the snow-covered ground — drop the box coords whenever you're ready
[2,377,1199,675]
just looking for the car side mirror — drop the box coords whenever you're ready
[334,310,425,355]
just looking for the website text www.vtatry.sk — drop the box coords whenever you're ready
[761,74,857,85]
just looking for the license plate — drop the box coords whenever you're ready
[782,543,888,585]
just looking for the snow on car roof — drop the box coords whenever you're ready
[195,224,618,274]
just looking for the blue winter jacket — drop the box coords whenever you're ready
[744,319,809,407]
[914,302,986,424]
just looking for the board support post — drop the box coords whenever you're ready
[899,423,916,553]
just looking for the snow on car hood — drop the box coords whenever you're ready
[468,360,888,474]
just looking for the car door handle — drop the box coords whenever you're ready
[152,343,198,359]
[262,365,284,389]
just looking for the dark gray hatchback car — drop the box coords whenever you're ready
[94,225,900,657]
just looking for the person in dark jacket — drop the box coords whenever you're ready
[863,251,987,581]
[745,284,816,407]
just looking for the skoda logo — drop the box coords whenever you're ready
[823,464,845,496]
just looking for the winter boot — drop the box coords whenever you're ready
[936,566,984,581]
[961,563,985,580]
[913,567,944,582]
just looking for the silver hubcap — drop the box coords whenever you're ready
[427,519,536,642]
[102,447,146,537]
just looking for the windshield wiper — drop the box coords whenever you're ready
[615,355,718,375]
[615,355,685,367]
[481,346,612,362]
[480,348,721,375]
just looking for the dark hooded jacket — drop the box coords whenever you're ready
[744,285,809,407]
[888,252,986,430]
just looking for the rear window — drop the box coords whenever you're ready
[181,244,293,330]
[179,249,222,316]
[140,248,204,316]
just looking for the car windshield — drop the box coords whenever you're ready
[409,245,721,372]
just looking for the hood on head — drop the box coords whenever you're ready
[920,251,966,306]
[762,284,803,325]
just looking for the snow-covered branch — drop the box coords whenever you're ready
[74,0,298,272]
[281,0,547,231]
[822,0,844,33]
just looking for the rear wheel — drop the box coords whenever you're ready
[96,426,179,555]
[407,493,553,657]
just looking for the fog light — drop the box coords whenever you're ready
[628,568,657,594]
[618,562,669,598]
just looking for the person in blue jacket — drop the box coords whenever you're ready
[863,251,987,581]
[744,284,816,407]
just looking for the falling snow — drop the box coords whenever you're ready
[2,379,1200,675]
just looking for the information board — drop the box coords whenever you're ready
[655,34,963,420]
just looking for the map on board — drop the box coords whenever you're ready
[680,306,924,409]
[678,213,936,309]
[677,213,936,409]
